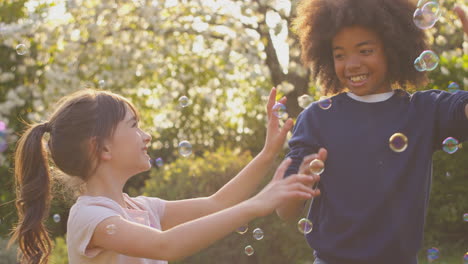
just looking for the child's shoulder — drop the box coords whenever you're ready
[69,195,124,219]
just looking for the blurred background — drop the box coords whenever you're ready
[0,0,467,263]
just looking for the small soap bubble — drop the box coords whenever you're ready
[155,157,163,167]
[445,171,451,178]
[318,98,332,110]
[298,94,314,109]
[236,224,248,235]
[309,159,324,175]
[427,247,440,261]
[448,82,460,93]
[244,245,254,256]
[106,224,117,235]
[252,228,264,240]
[178,96,190,107]
[442,137,459,154]
[389,133,408,152]
[272,102,287,119]
[178,140,192,157]
[297,218,313,234]
[463,213,468,222]
[464,252,468,263]
[0,121,6,131]
[16,44,27,55]
[53,214,61,223]
[98,80,106,88]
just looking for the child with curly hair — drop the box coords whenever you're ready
[276,0,468,263]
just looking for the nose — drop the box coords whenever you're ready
[143,130,152,144]
[345,55,362,72]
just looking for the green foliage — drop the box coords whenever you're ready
[50,236,69,264]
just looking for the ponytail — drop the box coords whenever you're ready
[9,122,53,264]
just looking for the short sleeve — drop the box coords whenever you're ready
[285,107,321,177]
[430,90,468,147]
[134,196,166,220]
[68,204,120,258]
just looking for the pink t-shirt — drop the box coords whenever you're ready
[66,193,167,264]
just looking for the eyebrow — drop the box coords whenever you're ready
[333,40,376,50]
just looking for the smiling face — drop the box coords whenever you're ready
[105,107,152,175]
[332,26,392,96]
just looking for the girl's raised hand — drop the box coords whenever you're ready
[262,87,294,158]
[249,158,319,217]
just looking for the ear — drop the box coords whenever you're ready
[100,139,112,161]
[88,137,112,161]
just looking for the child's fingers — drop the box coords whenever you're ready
[298,154,319,174]
[318,148,328,162]
[278,96,287,105]
[273,158,292,181]
[266,87,276,119]
[279,118,294,136]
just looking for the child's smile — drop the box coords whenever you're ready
[332,26,392,96]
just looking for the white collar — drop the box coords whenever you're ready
[346,91,394,103]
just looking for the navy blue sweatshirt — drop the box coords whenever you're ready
[285,89,468,264]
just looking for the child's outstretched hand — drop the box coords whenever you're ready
[262,87,294,158]
[454,5,468,36]
[249,158,319,217]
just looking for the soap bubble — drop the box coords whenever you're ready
[178,140,192,157]
[427,247,439,261]
[16,44,27,55]
[297,218,313,234]
[178,96,190,107]
[53,214,61,223]
[389,133,408,152]
[309,159,324,175]
[236,225,248,235]
[244,245,254,256]
[252,228,264,240]
[447,82,460,93]
[98,80,106,88]
[272,103,288,119]
[318,98,332,110]
[442,137,460,154]
[413,2,441,30]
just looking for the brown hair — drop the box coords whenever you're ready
[8,89,138,264]
[293,0,429,95]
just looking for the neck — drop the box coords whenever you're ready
[84,164,129,208]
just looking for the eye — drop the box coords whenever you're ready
[132,122,138,128]
[361,49,374,55]
[334,54,344,60]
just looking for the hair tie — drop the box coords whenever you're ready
[42,122,51,133]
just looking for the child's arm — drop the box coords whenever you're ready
[454,5,468,36]
[88,159,317,261]
[276,148,327,222]
[161,88,294,230]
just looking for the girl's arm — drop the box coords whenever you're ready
[161,87,294,230]
[89,160,317,261]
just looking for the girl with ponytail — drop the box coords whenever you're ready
[9,88,321,264]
